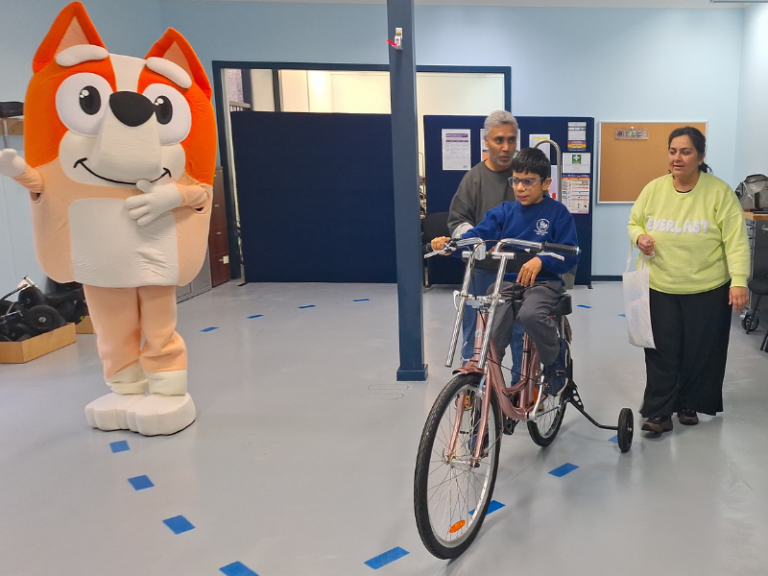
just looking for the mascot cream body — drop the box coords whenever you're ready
[0,2,217,435]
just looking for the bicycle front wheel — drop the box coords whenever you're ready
[414,373,501,559]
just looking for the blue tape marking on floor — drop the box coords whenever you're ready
[128,475,154,490]
[549,463,579,477]
[618,313,626,318]
[577,304,592,309]
[609,435,619,443]
[247,314,264,319]
[299,305,315,309]
[201,327,218,332]
[163,515,195,534]
[469,499,505,516]
[110,440,129,453]
[220,561,259,576]
[353,298,370,302]
[364,547,409,570]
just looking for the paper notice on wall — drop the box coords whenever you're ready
[529,134,550,159]
[568,121,587,151]
[563,152,591,174]
[442,129,471,170]
[549,165,559,202]
[562,176,591,214]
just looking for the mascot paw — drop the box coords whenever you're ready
[126,393,196,436]
[85,393,147,431]
[0,148,28,178]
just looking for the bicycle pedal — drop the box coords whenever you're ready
[503,417,517,435]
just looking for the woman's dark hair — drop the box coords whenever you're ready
[510,147,550,179]
[668,126,711,173]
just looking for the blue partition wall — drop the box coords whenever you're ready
[424,115,594,286]
[231,111,396,283]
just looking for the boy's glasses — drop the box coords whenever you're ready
[509,177,544,188]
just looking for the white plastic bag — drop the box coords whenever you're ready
[622,242,656,349]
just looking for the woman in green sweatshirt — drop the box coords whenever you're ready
[627,126,750,434]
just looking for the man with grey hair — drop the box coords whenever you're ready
[448,110,523,377]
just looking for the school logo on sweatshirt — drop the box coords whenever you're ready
[646,217,710,234]
[535,219,550,236]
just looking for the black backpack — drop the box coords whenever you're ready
[735,174,768,211]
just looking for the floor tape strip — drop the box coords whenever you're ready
[110,440,129,453]
[365,547,409,570]
[163,515,195,534]
[220,561,259,576]
[549,463,579,477]
[128,475,154,490]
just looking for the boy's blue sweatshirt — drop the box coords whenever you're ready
[463,196,579,283]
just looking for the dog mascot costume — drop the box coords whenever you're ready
[0,2,217,435]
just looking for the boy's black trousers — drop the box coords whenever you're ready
[641,282,732,418]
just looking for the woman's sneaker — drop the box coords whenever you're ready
[641,415,674,433]
[677,409,699,426]
[543,339,568,396]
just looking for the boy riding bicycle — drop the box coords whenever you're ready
[431,147,579,395]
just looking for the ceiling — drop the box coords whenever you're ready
[200,0,749,7]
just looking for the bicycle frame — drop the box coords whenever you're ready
[440,239,567,466]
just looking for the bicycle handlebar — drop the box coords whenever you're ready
[424,236,579,259]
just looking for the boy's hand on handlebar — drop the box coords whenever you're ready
[430,236,451,252]
[517,257,542,287]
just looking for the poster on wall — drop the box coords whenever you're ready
[442,129,471,170]
[550,165,559,202]
[529,134,551,158]
[563,152,591,174]
[568,121,587,151]
[562,176,591,214]
[480,129,489,161]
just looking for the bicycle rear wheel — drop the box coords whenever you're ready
[527,390,567,446]
[527,323,571,447]
[414,373,501,559]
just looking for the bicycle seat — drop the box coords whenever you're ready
[549,293,572,317]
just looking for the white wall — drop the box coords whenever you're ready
[0,1,751,286]
[734,4,768,183]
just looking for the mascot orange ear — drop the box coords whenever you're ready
[33,2,106,73]
[145,29,212,101]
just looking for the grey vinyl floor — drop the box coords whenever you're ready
[1,281,767,576]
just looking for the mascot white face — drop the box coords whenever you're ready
[55,54,192,187]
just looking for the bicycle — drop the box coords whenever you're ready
[414,237,634,559]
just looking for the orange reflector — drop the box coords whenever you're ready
[449,520,466,534]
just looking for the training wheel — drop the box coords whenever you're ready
[617,408,633,453]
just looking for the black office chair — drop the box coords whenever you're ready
[745,277,768,352]
[422,211,451,244]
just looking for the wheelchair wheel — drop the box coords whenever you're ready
[617,408,634,453]
[741,311,759,334]
[25,305,65,334]
[18,286,45,309]
[414,373,501,559]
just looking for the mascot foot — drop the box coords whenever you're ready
[85,393,147,431]
[126,393,196,436]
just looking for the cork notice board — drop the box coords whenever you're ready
[598,122,707,203]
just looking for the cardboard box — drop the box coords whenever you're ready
[0,323,76,363]
[75,316,95,334]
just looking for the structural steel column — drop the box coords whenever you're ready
[387,0,427,381]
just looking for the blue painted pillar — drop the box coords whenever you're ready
[387,0,427,381]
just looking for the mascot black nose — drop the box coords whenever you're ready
[109,91,155,127]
